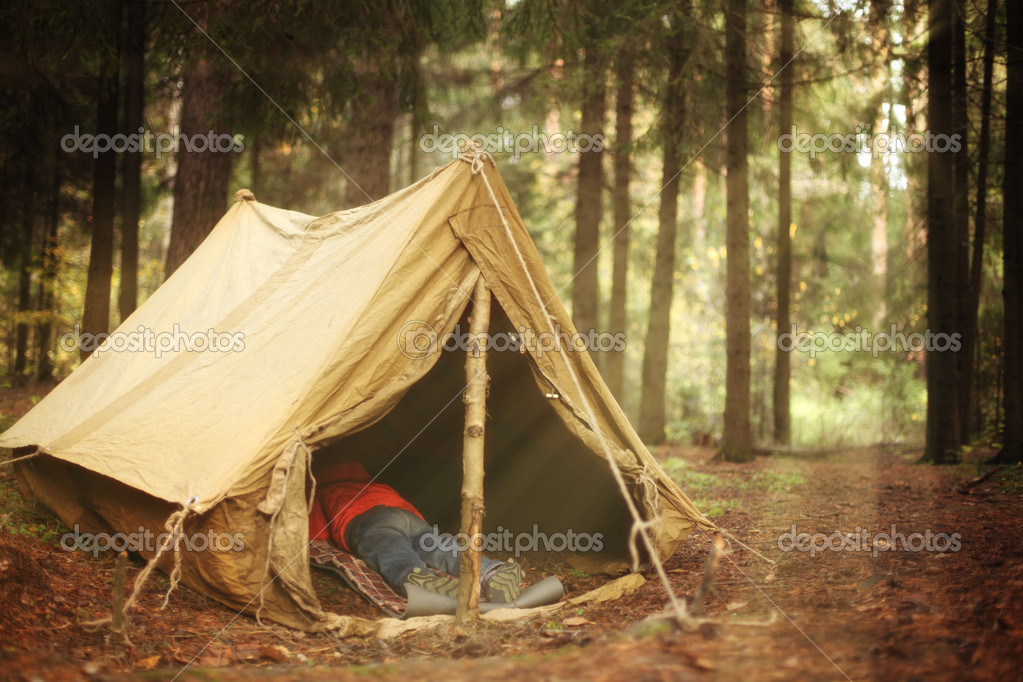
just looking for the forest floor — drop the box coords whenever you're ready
[2,380,1022,681]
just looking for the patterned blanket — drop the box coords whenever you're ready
[308,539,407,617]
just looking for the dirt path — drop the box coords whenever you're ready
[2,381,1021,681]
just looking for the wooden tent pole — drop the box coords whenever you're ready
[456,276,491,625]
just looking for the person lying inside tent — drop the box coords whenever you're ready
[309,459,526,603]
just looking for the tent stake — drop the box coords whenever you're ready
[107,551,130,645]
[456,276,491,625]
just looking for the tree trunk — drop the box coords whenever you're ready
[773,0,794,446]
[962,0,997,443]
[606,49,634,402]
[81,0,122,359]
[922,0,961,464]
[638,17,688,444]
[997,0,1023,462]
[118,0,145,322]
[721,0,754,462]
[165,27,233,277]
[250,132,263,199]
[36,156,60,381]
[951,0,972,443]
[343,65,398,208]
[14,188,33,375]
[571,31,606,338]
[869,2,892,332]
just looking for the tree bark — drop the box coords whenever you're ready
[922,0,961,463]
[962,0,997,443]
[606,49,634,402]
[456,277,491,625]
[36,157,60,381]
[571,28,606,338]
[721,0,754,462]
[639,14,688,444]
[997,0,1023,462]
[343,64,398,208]
[118,0,145,322]
[81,0,122,358]
[773,0,794,446]
[165,15,233,278]
[951,0,972,443]
[14,195,33,375]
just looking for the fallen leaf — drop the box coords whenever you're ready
[135,655,162,671]
[680,650,717,670]
[855,602,884,612]
[258,644,290,663]
[563,616,592,627]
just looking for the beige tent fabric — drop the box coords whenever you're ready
[2,156,713,630]
[2,164,480,508]
[445,162,715,558]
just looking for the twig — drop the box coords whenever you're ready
[958,465,1003,493]
[690,536,725,616]
[107,551,132,646]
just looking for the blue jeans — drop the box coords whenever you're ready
[345,506,501,594]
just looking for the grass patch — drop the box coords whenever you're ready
[661,458,806,518]
[0,413,17,433]
[0,470,65,545]
[992,464,1023,494]
[740,470,807,493]
[662,460,736,517]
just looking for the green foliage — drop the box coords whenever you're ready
[0,0,1007,454]
[661,457,806,517]
[0,472,64,545]
[739,469,807,493]
[993,464,1023,495]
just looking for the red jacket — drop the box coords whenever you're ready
[309,460,424,551]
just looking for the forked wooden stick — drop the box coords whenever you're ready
[457,276,491,625]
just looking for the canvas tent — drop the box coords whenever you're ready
[0,153,714,632]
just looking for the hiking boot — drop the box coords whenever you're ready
[404,567,460,599]
[482,560,525,603]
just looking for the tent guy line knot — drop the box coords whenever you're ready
[718,528,777,565]
[457,142,493,174]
